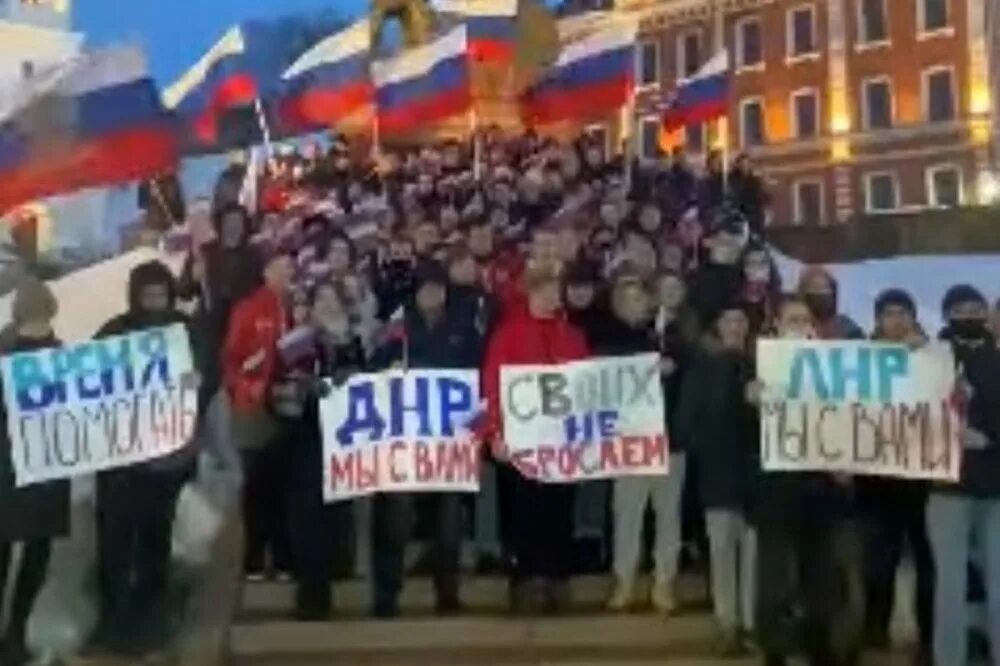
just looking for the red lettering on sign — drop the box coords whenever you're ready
[600,439,620,471]
[330,452,355,491]
[537,446,556,480]
[621,436,643,468]
[643,435,668,467]
[415,441,433,481]
[389,441,407,484]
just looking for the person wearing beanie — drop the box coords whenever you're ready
[856,289,933,663]
[927,284,1000,666]
[369,260,480,617]
[89,261,195,657]
[0,277,67,666]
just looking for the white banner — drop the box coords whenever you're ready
[500,353,668,483]
[757,339,962,481]
[320,368,481,502]
[2,324,198,486]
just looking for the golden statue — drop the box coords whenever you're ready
[370,0,437,49]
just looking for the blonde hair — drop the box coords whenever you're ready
[12,275,57,325]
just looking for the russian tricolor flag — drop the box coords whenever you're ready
[661,50,730,132]
[279,18,374,136]
[163,26,257,147]
[0,47,176,215]
[521,21,637,126]
[433,0,517,65]
[373,25,472,136]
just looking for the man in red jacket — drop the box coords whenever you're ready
[222,253,294,415]
[481,262,590,613]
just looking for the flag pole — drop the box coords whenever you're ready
[470,107,482,182]
[253,97,274,160]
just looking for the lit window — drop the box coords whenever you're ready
[640,116,661,159]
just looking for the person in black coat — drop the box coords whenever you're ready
[90,261,196,657]
[280,282,367,621]
[676,303,758,655]
[369,261,481,617]
[0,277,68,666]
[926,285,1000,666]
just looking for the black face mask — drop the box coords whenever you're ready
[804,293,837,321]
[947,318,989,342]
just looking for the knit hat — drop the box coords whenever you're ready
[941,284,986,316]
[11,275,57,325]
[414,260,449,289]
[874,289,916,318]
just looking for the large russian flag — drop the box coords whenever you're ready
[433,0,517,64]
[373,25,472,136]
[163,26,256,147]
[0,47,177,215]
[661,50,730,132]
[278,18,374,135]
[521,21,637,126]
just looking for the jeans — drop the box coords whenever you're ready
[612,452,686,586]
[926,492,1000,666]
[706,508,756,633]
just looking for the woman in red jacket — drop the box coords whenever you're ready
[481,262,590,614]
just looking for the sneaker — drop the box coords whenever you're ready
[650,581,678,615]
[606,580,634,612]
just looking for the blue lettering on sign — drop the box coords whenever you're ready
[436,376,472,437]
[389,376,432,438]
[787,345,908,402]
[336,381,385,445]
[563,410,619,445]
[9,329,174,412]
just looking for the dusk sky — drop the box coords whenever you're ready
[74,0,370,85]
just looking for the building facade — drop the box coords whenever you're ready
[583,0,995,226]
[0,0,80,91]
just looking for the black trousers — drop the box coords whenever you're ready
[242,442,292,574]
[510,477,575,583]
[0,540,51,647]
[863,498,933,650]
[756,486,864,666]
[285,466,351,603]
[371,492,463,612]
[96,468,183,639]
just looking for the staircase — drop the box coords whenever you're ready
[230,575,911,666]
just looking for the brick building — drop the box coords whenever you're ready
[574,0,996,226]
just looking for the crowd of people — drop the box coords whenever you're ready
[2,127,1000,666]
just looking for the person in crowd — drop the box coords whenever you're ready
[728,154,769,236]
[927,285,1000,666]
[447,244,495,338]
[91,261,196,656]
[753,295,865,666]
[370,262,481,617]
[374,232,418,321]
[0,278,69,666]
[222,253,296,580]
[688,210,747,330]
[482,263,589,614]
[698,150,727,218]
[563,259,605,347]
[797,266,864,340]
[178,203,263,413]
[665,147,696,214]
[326,230,379,352]
[855,289,933,663]
[676,302,758,655]
[601,270,686,614]
[282,283,366,621]
[740,244,782,332]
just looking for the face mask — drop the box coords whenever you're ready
[948,318,988,341]
[804,293,837,321]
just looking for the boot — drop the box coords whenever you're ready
[606,578,634,612]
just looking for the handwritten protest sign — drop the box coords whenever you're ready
[500,353,668,483]
[320,369,481,502]
[757,339,961,481]
[1,324,198,486]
